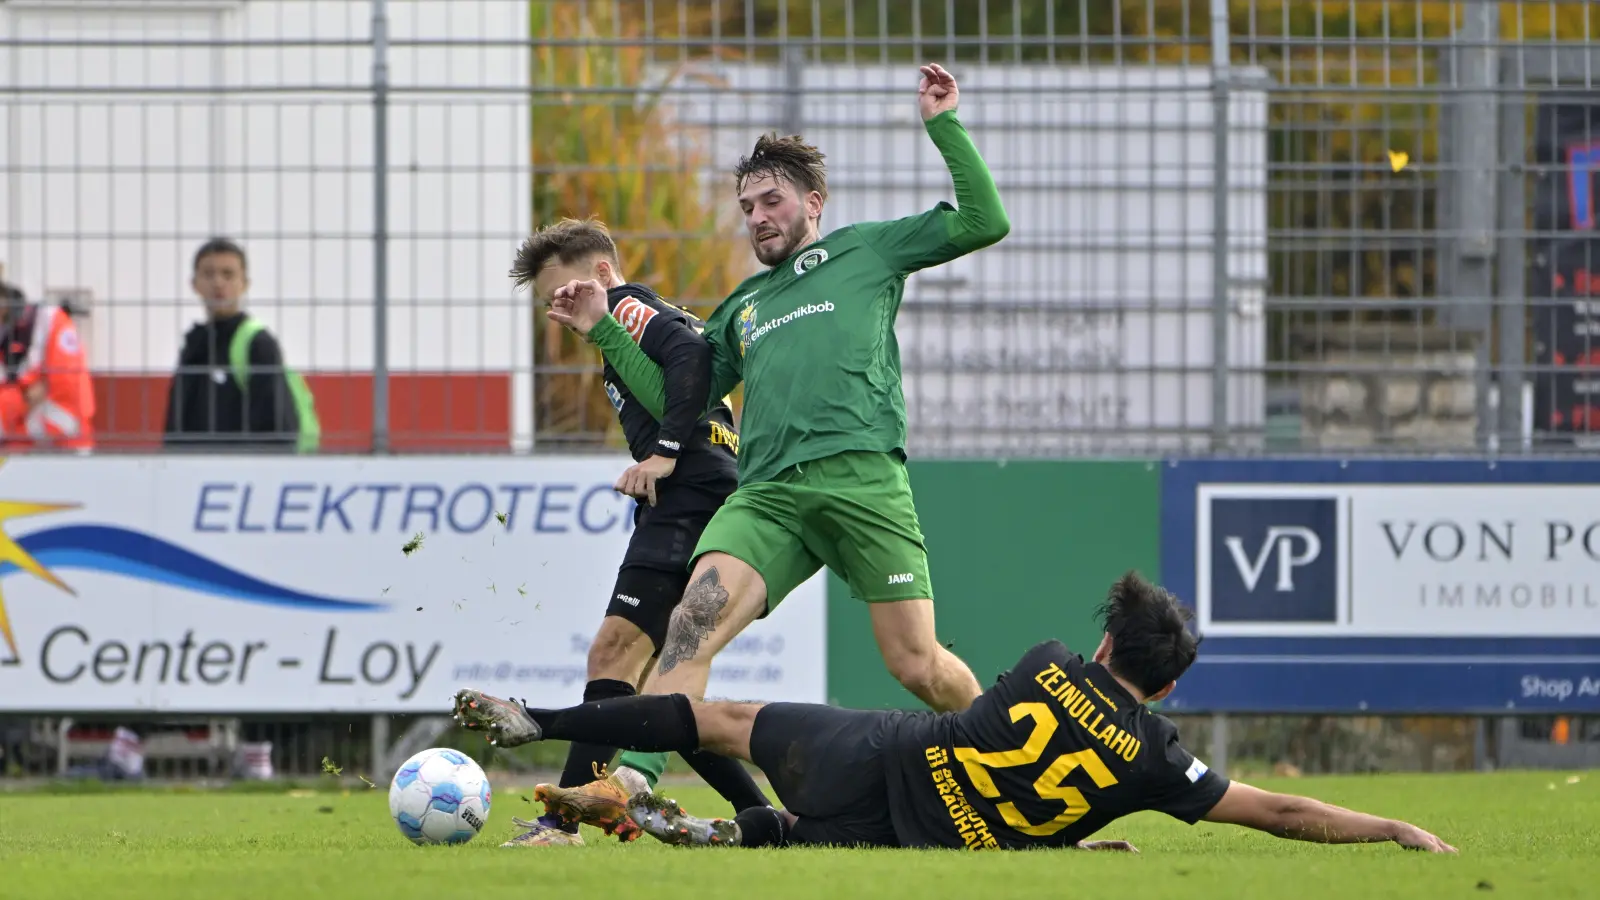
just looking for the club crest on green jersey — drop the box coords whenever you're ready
[737,301,758,356]
[793,246,829,275]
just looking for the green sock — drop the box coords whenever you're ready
[615,750,667,788]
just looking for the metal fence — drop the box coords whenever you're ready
[4,1,1600,782]
[3,0,1596,456]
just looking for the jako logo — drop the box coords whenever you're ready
[794,247,829,275]
[1224,526,1322,592]
[887,573,914,585]
[1205,496,1339,625]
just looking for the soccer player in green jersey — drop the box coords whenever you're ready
[537,63,1006,833]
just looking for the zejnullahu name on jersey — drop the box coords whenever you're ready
[883,640,1229,850]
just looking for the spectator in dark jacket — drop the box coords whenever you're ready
[163,238,299,450]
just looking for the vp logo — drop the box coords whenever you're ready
[1224,526,1322,593]
[1206,496,1339,624]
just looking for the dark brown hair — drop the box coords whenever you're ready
[509,217,619,290]
[194,237,247,273]
[1095,570,1201,697]
[734,133,828,202]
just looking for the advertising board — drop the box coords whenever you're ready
[1162,459,1600,713]
[0,456,825,713]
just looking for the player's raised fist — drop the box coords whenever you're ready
[918,63,959,120]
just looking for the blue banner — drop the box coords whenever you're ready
[1160,458,1600,713]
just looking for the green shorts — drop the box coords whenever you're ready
[692,449,934,614]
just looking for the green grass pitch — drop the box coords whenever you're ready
[2,771,1596,899]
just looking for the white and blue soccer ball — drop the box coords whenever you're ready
[388,747,493,846]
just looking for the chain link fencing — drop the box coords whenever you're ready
[3,0,1595,455]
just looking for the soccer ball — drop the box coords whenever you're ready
[388,747,493,846]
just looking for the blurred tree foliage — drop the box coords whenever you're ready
[528,1,748,446]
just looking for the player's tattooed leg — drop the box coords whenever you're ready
[657,567,728,675]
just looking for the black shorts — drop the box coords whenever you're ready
[749,703,902,848]
[605,480,728,650]
[605,566,688,652]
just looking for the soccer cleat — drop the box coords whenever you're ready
[501,816,586,848]
[451,688,542,747]
[534,770,644,842]
[625,791,740,848]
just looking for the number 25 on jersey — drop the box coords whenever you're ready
[952,702,1119,837]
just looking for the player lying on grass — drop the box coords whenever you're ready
[499,219,771,847]
[453,572,1457,854]
[538,63,1005,825]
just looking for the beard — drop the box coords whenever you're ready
[751,218,810,267]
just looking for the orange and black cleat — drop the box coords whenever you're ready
[533,766,644,843]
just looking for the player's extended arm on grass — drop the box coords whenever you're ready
[1202,782,1457,852]
[548,279,739,422]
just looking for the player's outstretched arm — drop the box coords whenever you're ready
[590,315,670,420]
[633,308,716,460]
[608,308,718,504]
[590,314,740,422]
[855,65,1010,276]
[919,63,1009,255]
[548,278,739,422]
[1202,781,1457,853]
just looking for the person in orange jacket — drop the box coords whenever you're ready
[0,283,95,453]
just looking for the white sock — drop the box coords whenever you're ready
[613,765,650,797]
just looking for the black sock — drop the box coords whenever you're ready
[682,750,772,813]
[547,678,636,834]
[733,806,789,848]
[526,693,699,753]
[557,679,635,788]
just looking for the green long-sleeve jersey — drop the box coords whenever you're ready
[588,109,1009,486]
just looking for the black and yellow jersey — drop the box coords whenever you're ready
[599,283,738,490]
[885,640,1230,850]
